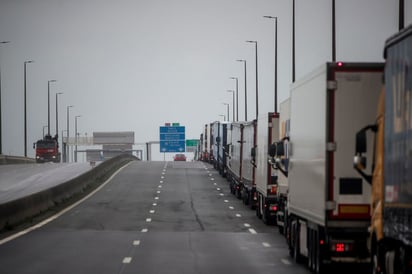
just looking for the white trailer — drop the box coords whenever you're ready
[255,112,280,224]
[287,62,383,273]
[275,98,291,233]
[240,120,256,208]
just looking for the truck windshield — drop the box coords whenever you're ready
[37,142,56,149]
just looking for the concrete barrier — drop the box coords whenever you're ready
[0,154,137,232]
[0,155,36,165]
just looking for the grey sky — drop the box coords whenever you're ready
[0,0,411,158]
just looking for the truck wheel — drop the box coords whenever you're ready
[293,223,303,263]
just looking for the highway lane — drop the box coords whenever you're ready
[0,160,308,274]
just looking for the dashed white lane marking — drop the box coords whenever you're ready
[248,228,257,234]
[216,188,221,191]
[153,203,157,206]
[158,185,162,188]
[146,218,152,222]
[123,257,132,264]
[262,242,271,248]
[141,228,148,233]
[209,174,212,176]
[133,240,140,246]
[159,180,163,184]
[210,178,215,181]
[281,259,292,265]
[229,206,234,210]
[235,214,242,217]
[244,223,251,228]
[154,197,159,200]
[224,200,229,203]
[149,210,155,214]
[213,183,217,185]
[219,193,224,196]
[161,176,165,179]
[157,190,161,194]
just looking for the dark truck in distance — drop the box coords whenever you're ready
[33,135,60,163]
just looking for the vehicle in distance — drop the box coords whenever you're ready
[173,154,186,161]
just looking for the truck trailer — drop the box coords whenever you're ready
[287,62,384,273]
[227,121,255,201]
[354,25,412,274]
[255,112,280,225]
[274,98,291,233]
[211,121,230,176]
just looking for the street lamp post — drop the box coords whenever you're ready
[47,80,57,136]
[246,40,258,120]
[219,114,225,121]
[75,115,81,162]
[223,103,229,122]
[55,92,63,138]
[264,16,278,113]
[0,41,10,155]
[24,60,34,157]
[229,77,239,121]
[236,59,247,121]
[66,105,73,162]
[227,90,235,122]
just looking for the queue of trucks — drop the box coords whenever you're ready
[198,25,411,274]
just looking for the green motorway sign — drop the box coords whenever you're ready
[186,139,199,147]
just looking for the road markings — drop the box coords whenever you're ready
[248,228,257,234]
[219,193,224,196]
[158,185,162,188]
[224,200,229,203]
[133,240,140,246]
[154,197,159,200]
[229,206,234,210]
[281,259,292,265]
[159,180,163,184]
[216,188,221,191]
[235,214,242,217]
[146,218,152,222]
[210,178,215,181]
[213,183,217,185]
[262,242,271,248]
[161,176,165,179]
[141,228,148,233]
[153,203,157,206]
[157,190,161,194]
[123,257,132,264]
[149,210,155,214]
[0,162,132,246]
[244,223,251,228]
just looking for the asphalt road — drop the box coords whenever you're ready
[0,161,311,274]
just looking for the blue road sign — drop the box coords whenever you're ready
[159,126,185,152]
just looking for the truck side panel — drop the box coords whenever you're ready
[384,27,412,246]
[289,65,327,226]
[242,121,255,186]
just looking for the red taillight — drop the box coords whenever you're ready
[336,243,345,252]
[320,240,325,245]
[271,205,278,211]
[332,242,353,252]
[337,61,343,67]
